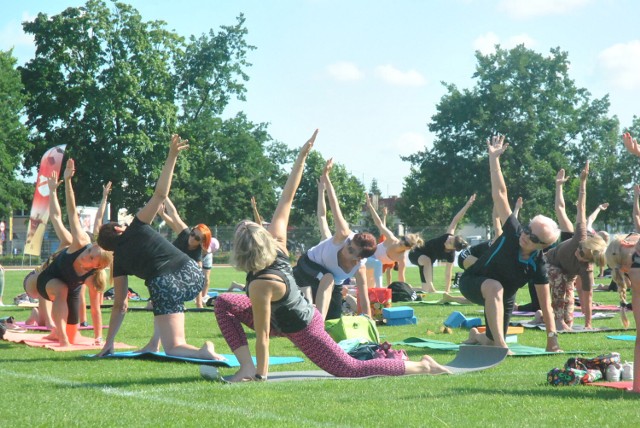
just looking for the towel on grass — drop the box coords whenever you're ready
[3,331,134,351]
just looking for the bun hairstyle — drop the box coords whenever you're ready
[193,224,212,250]
[453,235,469,251]
[353,233,377,258]
[400,233,423,249]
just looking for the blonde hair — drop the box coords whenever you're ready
[92,247,113,293]
[605,235,634,328]
[582,234,607,270]
[401,233,423,249]
[232,221,278,273]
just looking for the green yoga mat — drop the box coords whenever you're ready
[393,337,587,356]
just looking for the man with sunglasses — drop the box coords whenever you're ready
[459,135,561,352]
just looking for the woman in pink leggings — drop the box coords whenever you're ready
[212,130,450,382]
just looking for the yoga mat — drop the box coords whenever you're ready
[413,301,465,306]
[14,321,106,331]
[202,345,507,382]
[530,325,627,334]
[592,305,621,312]
[607,335,636,341]
[94,351,303,368]
[511,311,614,319]
[3,331,134,352]
[587,381,633,390]
[99,306,213,313]
[393,337,586,356]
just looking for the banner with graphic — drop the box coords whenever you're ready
[24,145,67,256]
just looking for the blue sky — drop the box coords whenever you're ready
[2,0,639,196]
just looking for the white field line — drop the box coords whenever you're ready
[0,369,346,427]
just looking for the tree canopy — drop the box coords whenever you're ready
[398,45,631,232]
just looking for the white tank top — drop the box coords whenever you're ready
[374,242,394,265]
[307,233,365,284]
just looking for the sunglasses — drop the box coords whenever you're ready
[522,225,548,246]
[189,230,202,242]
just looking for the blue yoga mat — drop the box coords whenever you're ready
[87,351,304,367]
[606,335,636,341]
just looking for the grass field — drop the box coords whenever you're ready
[1,265,638,427]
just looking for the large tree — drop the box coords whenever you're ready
[399,45,622,231]
[19,1,253,220]
[0,49,30,218]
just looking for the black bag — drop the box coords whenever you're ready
[388,281,421,302]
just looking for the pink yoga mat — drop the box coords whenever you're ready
[587,381,634,390]
[3,331,134,352]
[14,321,107,331]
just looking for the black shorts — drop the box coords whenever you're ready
[458,272,487,306]
[293,253,342,320]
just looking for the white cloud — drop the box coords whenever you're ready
[473,32,536,55]
[374,64,426,86]
[0,12,36,50]
[392,132,428,156]
[326,62,364,81]
[597,40,640,90]
[498,0,591,19]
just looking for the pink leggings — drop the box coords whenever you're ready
[214,293,405,378]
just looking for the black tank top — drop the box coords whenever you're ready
[47,245,96,289]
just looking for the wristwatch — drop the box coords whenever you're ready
[547,331,558,338]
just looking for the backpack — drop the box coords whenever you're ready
[325,315,380,344]
[388,281,422,302]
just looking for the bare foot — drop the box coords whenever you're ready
[420,355,452,375]
[199,341,226,361]
[462,327,481,344]
[421,285,437,293]
[138,344,161,353]
[533,310,544,324]
[227,367,257,382]
[441,293,455,303]
[228,281,245,292]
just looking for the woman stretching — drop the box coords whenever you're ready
[24,160,111,346]
[293,158,376,320]
[96,134,221,360]
[211,130,450,382]
[408,194,476,292]
[158,197,212,308]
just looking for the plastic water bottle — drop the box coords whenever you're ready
[605,364,621,382]
[621,362,634,381]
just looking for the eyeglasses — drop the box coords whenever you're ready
[522,225,549,246]
[190,230,202,242]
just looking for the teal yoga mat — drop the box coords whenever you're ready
[607,335,636,341]
[87,351,304,367]
[393,337,587,356]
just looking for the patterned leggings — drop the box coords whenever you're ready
[147,260,204,316]
[214,293,405,378]
[548,264,576,325]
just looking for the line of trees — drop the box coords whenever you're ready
[1,1,638,240]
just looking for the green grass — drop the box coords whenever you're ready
[1,266,638,427]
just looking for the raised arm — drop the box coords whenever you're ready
[445,193,476,234]
[268,129,318,248]
[250,196,264,225]
[316,179,331,240]
[586,202,608,232]
[93,181,111,238]
[488,135,512,224]
[634,185,640,233]
[321,159,352,241]
[512,196,523,219]
[576,161,589,225]
[554,168,574,233]
[63,159,91,249]
[623,132,640,157]
[365,193,395,241]
[491,205,503,242]
[47,171,72,247]
[137,134,188,224]
[159,197,189,234]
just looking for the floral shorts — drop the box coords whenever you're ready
[147,260,204,316]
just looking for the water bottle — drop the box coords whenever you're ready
[605,363,621,382]
[621,362,634,381]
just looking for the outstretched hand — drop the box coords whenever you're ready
[169,134,189,157]
[515,196,523,211]
[64,159,75,180]
[580,161,590,181]
[487,135,508,157]
[47,171,62,192]
[556,169,568,186]
[322,158,334,177]
[467,193,477,205]
[102,181,112,198]
[599,202,609,211]
[250,196,258,209]
[301,129,318,157]
[623,132,640,157]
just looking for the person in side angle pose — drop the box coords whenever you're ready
[210,129,451,382]
[96,134,222,360]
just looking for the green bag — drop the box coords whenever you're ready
[325,315,380,344]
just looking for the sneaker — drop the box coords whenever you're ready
[199,365,229,383]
